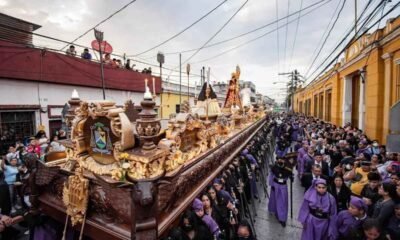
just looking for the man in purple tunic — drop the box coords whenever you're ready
[298,178,337,240]
[336,196,368,240]
[297,141,309,179]
[268,157,293,227]
[291,123,299,142]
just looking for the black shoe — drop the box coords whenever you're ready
[279,221,286,227]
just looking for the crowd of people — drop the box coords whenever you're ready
[0,129,67,238]
[163,121,273,240]
[274,114,400,240]
[1,112,400,239]
[65,45,154,74]
[163,113,400,240]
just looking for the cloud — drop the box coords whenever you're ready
[1,0,396,103]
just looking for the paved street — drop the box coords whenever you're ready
[253,164,304,239]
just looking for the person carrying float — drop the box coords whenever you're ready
[268,156,293,227]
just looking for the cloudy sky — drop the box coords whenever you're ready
[1,0,398,102]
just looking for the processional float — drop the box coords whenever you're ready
[23,66,267,240]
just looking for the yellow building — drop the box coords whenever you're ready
[160,92,193,119]
[160,81,195,119]
[294,17,400,143]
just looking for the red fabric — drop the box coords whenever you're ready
[0,41,161,93]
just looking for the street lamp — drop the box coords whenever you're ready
[186,64,190,102]
[157,52,165,117]
[94,28,106,100]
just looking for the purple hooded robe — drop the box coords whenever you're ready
[268,164,292,222]
[297,146,308,177]
[298,179,337,240]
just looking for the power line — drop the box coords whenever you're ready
[161,0,329,55]
[180,0,250,66]
[283,0,291,72]
[305,0,375,81]
[276,0,281,84]
[60,0,139,50]
[362,0,388,68]
[189,0,331,64]
[130,0,228,57]
[304,0,346,78]
[307,0,398,85]
[288,0,304,70]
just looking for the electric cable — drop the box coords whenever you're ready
[180,0,249,66]
[130,0,228,57]
[161,0,329,55]
[60,0,139,50]
[189,0,331,64]
[307,0,398,85]
[288,0,304,71]
[304,0,346,78]
[305,0,375,81]
[283,0,291,72]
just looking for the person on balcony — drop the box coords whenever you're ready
[65,45,76,56]
[81,48,92,60]
[103,53,112,65]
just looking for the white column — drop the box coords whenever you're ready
[342,75,352,126]
[359,69,366,130]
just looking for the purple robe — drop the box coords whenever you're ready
[275,146,288,158]
[300,153,313,175]
[336,210,364,239]
[291,124,299,141]
[297,147,307,176]
[268,169,289,222]
[202,214,220,236]
[298,181,337,240]
[242,150,259,197]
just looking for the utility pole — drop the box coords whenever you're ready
[179,53,182,105]
[278,70,304,112]
[94,29,105,100]
[354,0,358,37]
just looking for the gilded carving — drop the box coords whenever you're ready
[62,167,89,226]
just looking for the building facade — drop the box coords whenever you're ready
[293,17,400,144]
[0,14,161,154]
[160,81,195,119]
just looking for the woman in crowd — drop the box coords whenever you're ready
[329,175,351,212]
[192,198,221,239]
[178,210,213,240]
[1,157,19,212]
[200,193,228,236]
[372,182,397,226]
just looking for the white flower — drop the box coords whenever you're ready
[122,162,130,169]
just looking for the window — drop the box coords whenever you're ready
[0,111,35,154]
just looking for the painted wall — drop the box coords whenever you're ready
[160,92,194,119]
[0,78,160,135]
[294,17,400,143]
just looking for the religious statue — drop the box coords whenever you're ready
[223,65,242,112]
